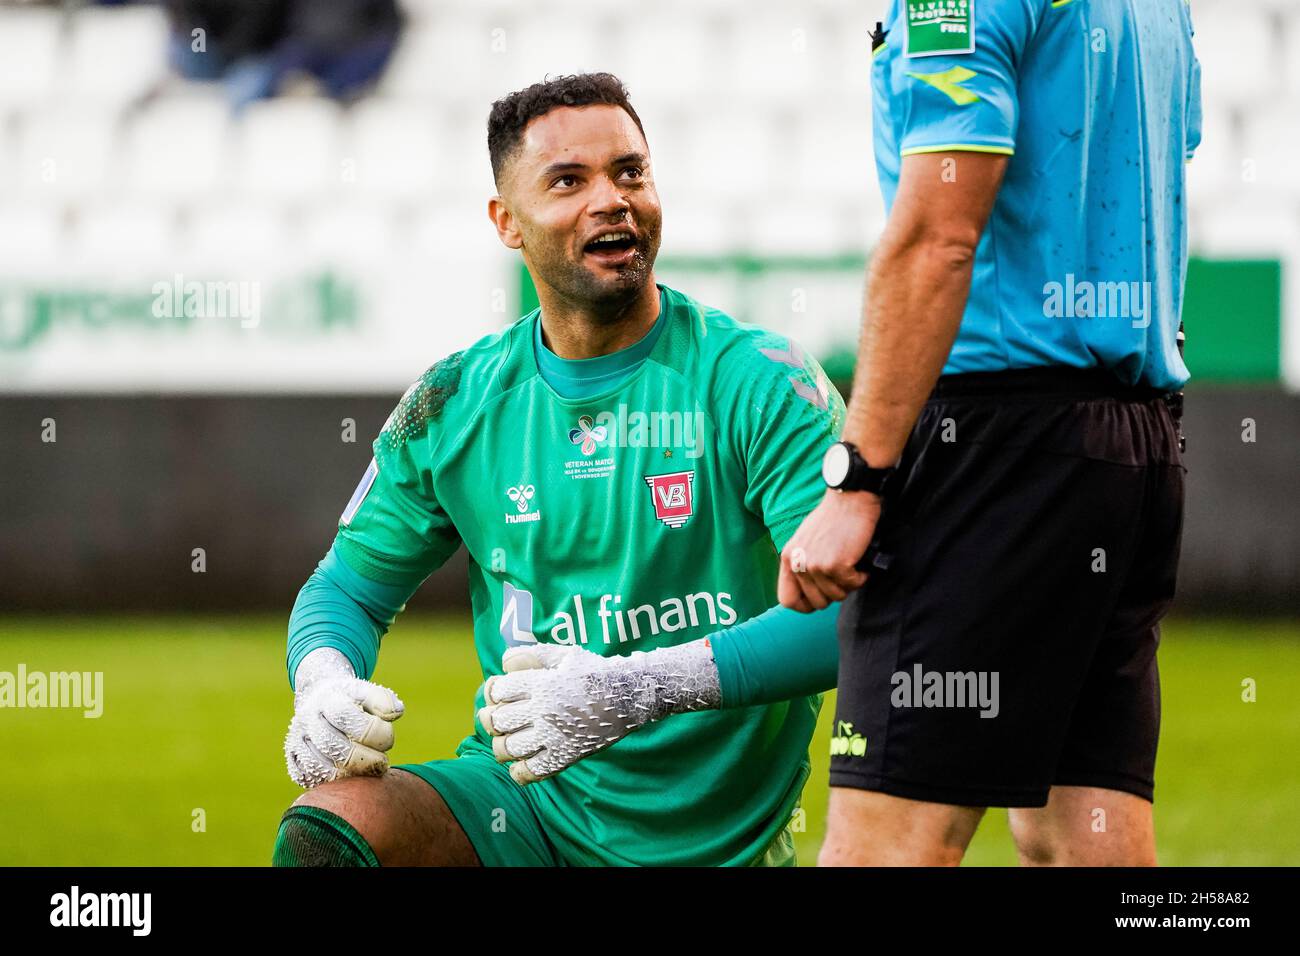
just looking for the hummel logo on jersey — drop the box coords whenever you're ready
[644,471,695,528]
[505,484,540,524]
[506,484,535,512]
[759,340,832,410]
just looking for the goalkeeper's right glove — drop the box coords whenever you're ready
[477,640,721,785]
[283,647,404,789]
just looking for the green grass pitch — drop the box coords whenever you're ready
[1,615,1296,866]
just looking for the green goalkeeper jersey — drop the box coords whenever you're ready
[334,283,845,866]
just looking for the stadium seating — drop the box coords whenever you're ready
[62,5,169,107]
[123,93,233,200]
[236,99,344,204]
[0,0,1292,288]
[0,8,61,113]
[13,107,119,202]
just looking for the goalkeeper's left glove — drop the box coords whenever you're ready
[283,647,404,789]
[477,641,721,784]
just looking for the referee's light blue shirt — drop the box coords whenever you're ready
[872,0,1202,392]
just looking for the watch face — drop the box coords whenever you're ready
[822,443,851,487]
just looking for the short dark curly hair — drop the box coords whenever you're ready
[487,72,646,186]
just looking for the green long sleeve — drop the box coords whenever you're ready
[285,543,415,688]
[709,603,840,708]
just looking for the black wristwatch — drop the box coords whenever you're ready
[821,441,894,495]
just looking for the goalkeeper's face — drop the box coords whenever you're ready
[492,105,662,311]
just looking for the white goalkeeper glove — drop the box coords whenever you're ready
[284,647,405,789]
[477,640,721,785]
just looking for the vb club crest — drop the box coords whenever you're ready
[644,471,695,529]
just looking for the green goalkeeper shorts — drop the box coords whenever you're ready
[395,740,796,867]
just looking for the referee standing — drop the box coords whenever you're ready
[779,0,1201,865]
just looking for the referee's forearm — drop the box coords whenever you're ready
[841,233,975,466]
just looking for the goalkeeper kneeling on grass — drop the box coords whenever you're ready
[274,72,845,868]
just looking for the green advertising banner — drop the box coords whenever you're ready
[522,256,1285,387]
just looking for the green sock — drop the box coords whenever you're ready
[272,805,381,867]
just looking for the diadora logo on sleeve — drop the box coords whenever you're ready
[905,0,975,57]
[644,471,695,528]
[504,483,540,524]
[830,720,868,757]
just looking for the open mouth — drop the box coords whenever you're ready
[583,231,638,264]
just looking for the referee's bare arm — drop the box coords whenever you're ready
[778,150,1007,613]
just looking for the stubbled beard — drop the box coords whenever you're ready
[534,229,660,313]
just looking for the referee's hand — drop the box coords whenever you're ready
[778,490,880,612]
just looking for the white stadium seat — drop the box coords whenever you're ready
[381,17,493,101]
[680,111,776,202]
[731,13,825,99]
[1185,105,1235,217]
[300,202,398,262]
[640,111,693,210]
[839,197,888,250]
[123,94,233,201]
[68,203,175,272]
[409,197,508,261]
[0,203,64,274]
[617,14,723,105]
[395,0,441,21]
[793,102,876,203]
[658,204,738,258]
[750,200,853,256]
[434,106,497,200]
[13,108,119,202]
[0,8,62,113]
[235,99,343,203]
[1241,105,1300,200]
[1285,4,1300,97]
[344,100,440,202]
[0,117,13,198]
[407,197,519,340]
[498,16,600,86]
[828,3,882,92]
[63,5,170,107]
[1190,7,1275,107]
[1195,196,1300,258]
[182,203,292,266]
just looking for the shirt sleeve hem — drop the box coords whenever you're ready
[767,512,814,554]
[333,535,434,587]
[900,143,1015,156]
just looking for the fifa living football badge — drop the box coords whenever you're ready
[564,414,616,480]
[904,0,974,57]
[644,471,695,529]
[568,415,608,455]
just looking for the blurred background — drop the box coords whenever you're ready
[0,0,1296,865]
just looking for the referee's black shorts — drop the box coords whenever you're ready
[830,366,1185,807]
